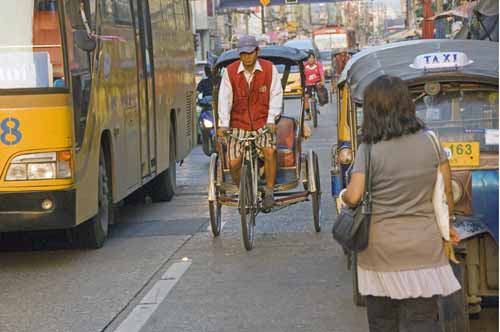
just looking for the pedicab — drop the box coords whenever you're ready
[330,39,498,331]
[208,46,322,250]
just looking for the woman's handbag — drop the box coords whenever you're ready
[331,144,372,252]
[426,131,459,264]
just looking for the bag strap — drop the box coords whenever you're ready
[361,144,372,214]
[425,130,442,166]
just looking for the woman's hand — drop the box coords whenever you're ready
[336,189,348,211]
[450,225,460,246]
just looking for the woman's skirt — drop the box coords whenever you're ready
[357,264,461,299]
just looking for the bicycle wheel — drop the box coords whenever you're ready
[209,201,222,237]
[311,151,321,232]
[311,99,318,128]
[208,153,221,237]
[239,160,256,250]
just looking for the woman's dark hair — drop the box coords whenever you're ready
[361,75,424,144]
[307,51,316,59]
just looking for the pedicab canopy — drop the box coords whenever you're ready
[339,39,499,104]
[214,45,309,69]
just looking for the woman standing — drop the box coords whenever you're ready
[303,52,325,120]
[339,75,461,331]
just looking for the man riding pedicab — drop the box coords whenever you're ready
[216,35,284,210]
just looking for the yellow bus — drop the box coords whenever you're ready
[0,0,196,248]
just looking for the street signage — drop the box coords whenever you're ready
[260,0,270,6]
[410,52,473,71]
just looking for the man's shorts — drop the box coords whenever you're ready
[305,85,320,96]
[227,127,276,162]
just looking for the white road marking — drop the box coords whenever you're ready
[113,260,192,332]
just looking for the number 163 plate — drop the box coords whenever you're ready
[442,142,480,167]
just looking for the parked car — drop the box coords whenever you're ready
[277,64,302,97]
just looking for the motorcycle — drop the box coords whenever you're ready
[197,95,216,156]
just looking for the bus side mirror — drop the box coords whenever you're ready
[65,0,85,30]
[74,30,96,52]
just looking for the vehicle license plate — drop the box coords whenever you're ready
[442,142,480,167]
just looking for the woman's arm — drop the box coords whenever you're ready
[440,160,460,245]
[440,160,455,219]
[341,172,365,208]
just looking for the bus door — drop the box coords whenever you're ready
[131,0,156,179]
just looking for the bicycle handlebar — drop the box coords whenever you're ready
[223,127,270,142]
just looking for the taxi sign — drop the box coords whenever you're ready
[442,141,480,168]
[410,52,473,70]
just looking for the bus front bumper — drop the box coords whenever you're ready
[0,189,76,232]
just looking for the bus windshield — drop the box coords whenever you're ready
[0,0,66,89]
[416,90,499,152]
[314,34,348,51]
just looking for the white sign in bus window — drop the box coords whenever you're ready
[0,51,52,89]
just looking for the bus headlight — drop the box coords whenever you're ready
[28,163,56,180]
[338,147,353,164]
[202,118,214,128]
[5,151,72,181]
[451,179,464,203]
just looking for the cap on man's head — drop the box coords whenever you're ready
[238,35,258,54]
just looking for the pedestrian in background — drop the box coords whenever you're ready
[338,75,461,332]
[303,52,325,120]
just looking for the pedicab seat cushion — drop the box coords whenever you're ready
[276,116,297,168]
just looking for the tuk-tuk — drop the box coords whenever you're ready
[331,40,498,330]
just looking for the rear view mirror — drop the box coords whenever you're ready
[65,0,85,30]
[74,30,96,52]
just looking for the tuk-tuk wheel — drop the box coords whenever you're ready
[438,253,470,331]
[351,252,366,307]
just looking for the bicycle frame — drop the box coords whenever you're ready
[225,129,270,210]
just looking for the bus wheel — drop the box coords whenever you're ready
[73,148,111,249]
[150,129,176,202]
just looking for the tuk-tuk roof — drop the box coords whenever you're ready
[339,39,499,103]
[214,45,309,68]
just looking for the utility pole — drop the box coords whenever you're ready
[406,0,415,29]
[260,5,266,34]
[245,13,249,34]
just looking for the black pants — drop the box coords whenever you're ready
[366,296,442,332]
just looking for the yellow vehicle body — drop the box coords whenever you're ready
[0,95,73,192]
[284,72,302,97]
[0,0,196,248]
